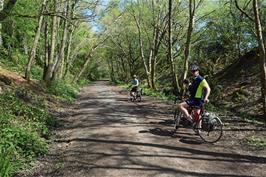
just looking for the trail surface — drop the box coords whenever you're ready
[26,81,266,177]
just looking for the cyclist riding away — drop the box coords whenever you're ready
[177,64,211,125]
[130,75,140,97]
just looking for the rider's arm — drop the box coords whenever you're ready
[203,80,211,103]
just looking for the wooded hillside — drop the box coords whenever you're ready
[0,0,266,176]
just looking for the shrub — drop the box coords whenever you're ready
[48,80,78,102]
[31,67,43,80]
[77,78,89,87]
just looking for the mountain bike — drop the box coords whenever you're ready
[173,97,223,143]
[130,88,142,102]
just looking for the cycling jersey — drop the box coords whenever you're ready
[189,75,208,101]
[186,75,208,107]
[132,79,139,86]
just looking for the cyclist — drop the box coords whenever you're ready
[130,75,140,97]
[177,64,211,125]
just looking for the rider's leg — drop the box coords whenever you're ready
[177,102,193,122]
[194,109,201,122]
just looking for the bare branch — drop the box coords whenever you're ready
[234,0,254,22]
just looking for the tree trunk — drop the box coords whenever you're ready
[73,54,92,83]
[253,0,266,119]
[44,0,58,84]
[43,19,50,81]
[25,0,47,80]
[63,25,74,79]
[149,0,168,90]
[108,56,115,82]
[52,0,69,81]
[168,0,180,95]
[182,0,196,95]
[63,0,78,79]
[23,36,29,55]
[132,11,151,87]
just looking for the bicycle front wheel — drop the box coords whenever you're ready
[136,95,141,102]
[174,110,182,130]
[198,117,223,143]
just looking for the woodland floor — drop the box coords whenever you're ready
[19,81,266,177]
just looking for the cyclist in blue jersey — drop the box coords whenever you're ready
[177,65,211,124]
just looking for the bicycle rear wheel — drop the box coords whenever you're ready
[198,117,223,143]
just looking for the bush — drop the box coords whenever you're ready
[77,78,89,87]
[48,80,78,102]
[31,67,43,80]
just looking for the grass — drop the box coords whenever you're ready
[0,149,18,177]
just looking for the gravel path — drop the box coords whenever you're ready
[24,81,266,177]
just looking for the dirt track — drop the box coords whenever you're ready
[25,81,266,177]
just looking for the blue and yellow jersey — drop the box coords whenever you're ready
[189,75,208,100]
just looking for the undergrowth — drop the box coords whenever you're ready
[246,136,266,150]
[47,80,79,102]
[0,88,55,177]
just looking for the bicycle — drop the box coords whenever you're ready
[173,97,223,143]
[130,88,142,102]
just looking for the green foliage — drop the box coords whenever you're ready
[141,87,170,100]
[246,136,266,150]
[0,149,16,177]
[31,67,43,80]
[87,61,109,81]
[232,86,250,102]
[0,50,28,74]
[77,78,90,87]
[48,80,79,102]
[110,79,124,85]
[0,126,48,157]
[0,89,54,175]
[119,82,174,101]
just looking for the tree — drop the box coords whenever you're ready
[52,0,70,80]
[0,0,17,46]
[25,0,48,80]
[168,0,180,95]
[43,0,59,84]
[253,0,266,119]
[182,0,203,94]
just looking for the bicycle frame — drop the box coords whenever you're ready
[188,106,204,123]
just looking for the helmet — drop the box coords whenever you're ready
[133,75,137,78]
[190,64,199,71]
